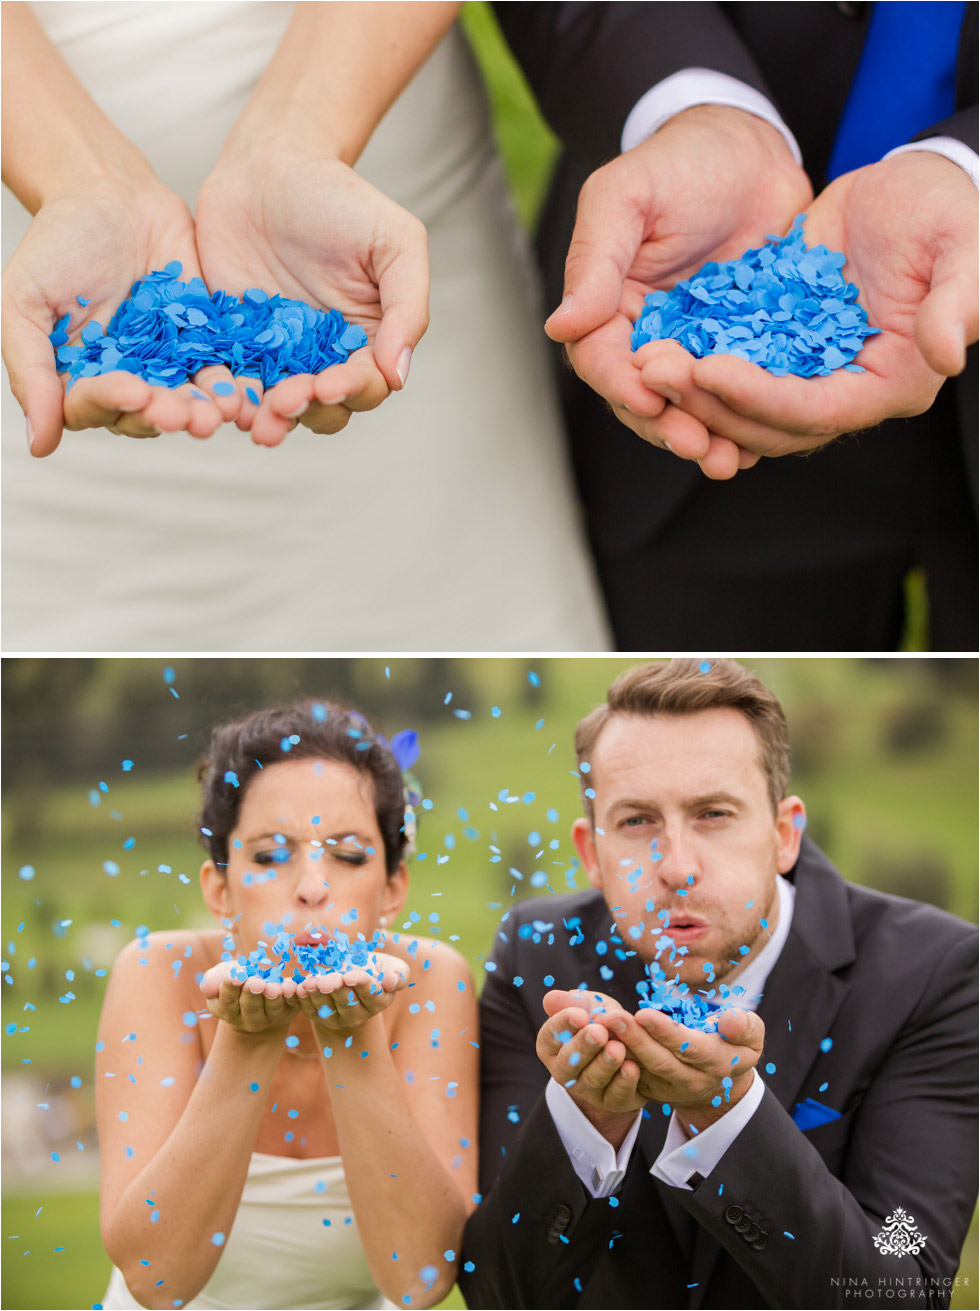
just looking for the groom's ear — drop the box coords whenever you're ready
[572,817,602,891]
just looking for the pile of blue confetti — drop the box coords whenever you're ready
[49,261,367,390]
[631,214,879,377]
[230,928,383,985]
[635,970,748,1033]
[632,928,751,1032]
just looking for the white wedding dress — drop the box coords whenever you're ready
[100,1153,398,1310]
[1,1,609,651]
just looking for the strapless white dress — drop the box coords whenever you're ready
[2,2,609,651]
[101,1153,397,1310]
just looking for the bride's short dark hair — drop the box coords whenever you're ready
[197,701,407,875]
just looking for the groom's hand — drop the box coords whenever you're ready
[537,989,645,1148]
[626,1005,764,1130]
[544,104,812,478]
[542,989,764,1133]
[661,151,979,463]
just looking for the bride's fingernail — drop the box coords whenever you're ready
[395,347,412,388]
[284,401,310,419]
[26,417,35,454]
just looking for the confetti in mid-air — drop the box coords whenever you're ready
[230,928,384,986]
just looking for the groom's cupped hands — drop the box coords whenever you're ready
[668,151,979,467]
[537,987,764,1145]
[544,104,812,479]
[548,106,978,482]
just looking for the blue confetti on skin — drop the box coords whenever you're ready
[51,264,368,391]
[211,1232,226,1247]
[245,386,260,405]
[632,215,879,377]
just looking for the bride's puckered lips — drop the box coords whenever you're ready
[292,929,328,948]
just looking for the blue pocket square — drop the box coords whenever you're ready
[792,1098,842,1131]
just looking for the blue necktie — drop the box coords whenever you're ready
[828,1,966,179]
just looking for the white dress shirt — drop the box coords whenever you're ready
[546,873,796,1198]
[620,67,979,188]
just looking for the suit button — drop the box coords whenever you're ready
[725,1205,744,1225]
[742,1222,761,1243]
[751,1232,770,1251]
[547,1203,573,1243]
[735,1216,754,1234]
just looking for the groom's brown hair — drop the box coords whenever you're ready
[574,658,791,818]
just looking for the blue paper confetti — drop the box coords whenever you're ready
[51,263,368,391]
[632,215,878,377]
[231,927,383,985]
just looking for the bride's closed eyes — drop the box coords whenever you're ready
[250,840,371,868]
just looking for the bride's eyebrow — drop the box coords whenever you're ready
[237,829,372,846]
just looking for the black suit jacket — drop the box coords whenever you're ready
[459,838,978,1308]
[495,3,978,571]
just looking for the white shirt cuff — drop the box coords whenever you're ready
[649,1068,766,1191]
[884,137,980,189]
[545,1078,643,1199]
[621,68,802,166]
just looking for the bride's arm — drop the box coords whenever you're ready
[0,3,234,455]
[96,936,297,1310]
[306,939,479,1308]
[195,2,462,447]
[217,1,463,171]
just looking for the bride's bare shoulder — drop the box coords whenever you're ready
[385,932,474,995]
[107,926,226,992]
